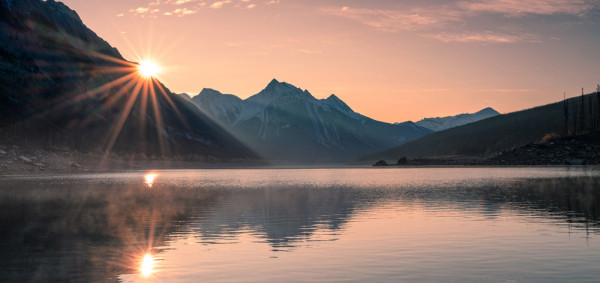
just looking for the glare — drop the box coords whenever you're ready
[138,60,160,78]
[140,253,154,277]
[144,173,157,188]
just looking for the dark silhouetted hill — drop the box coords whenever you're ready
[413,107,500,132]
[360,98,570,163]
[0,0,257,160]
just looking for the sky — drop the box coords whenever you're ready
[60,0,600,123]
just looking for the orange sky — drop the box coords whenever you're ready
[61,0,600,123]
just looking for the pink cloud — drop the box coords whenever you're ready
[210,0,232,9]
[458,0,595,17]
[427,31,539,43]
[321,6,458,32]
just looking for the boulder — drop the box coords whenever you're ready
[19,156,32,164]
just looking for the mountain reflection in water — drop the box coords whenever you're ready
[0,168,598,282]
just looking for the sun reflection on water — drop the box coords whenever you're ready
[140,253,154,277]
[144,173,158,188]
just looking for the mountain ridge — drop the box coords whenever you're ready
[189,79,432,163]
[410,107,501,132]
[0,0,257,161]
[359,97,573,163]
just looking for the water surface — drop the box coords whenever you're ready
[1,167,599,282]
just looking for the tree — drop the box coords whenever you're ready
[580,88,584,133]
[564,92,569,136]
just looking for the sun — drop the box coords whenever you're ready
[138,60,160,78]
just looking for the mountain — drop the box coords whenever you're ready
[0,0,256,160]
[413,107,500,132]
[189,79,432,163]
[359,98,570,163]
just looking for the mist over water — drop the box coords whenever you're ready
[1,168,599,282]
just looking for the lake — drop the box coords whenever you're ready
[1,167,599,282]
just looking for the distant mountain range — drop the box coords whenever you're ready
[360,98,570,163]
[0,0,509,165]
[188,79,432,163]
[0,0,256,161]
[412,107,500,132]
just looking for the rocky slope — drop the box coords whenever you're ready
[190,79,432,163]
[371,132,600,166]
[487,133,600,165]
[361,99,566,163]
[0,0,257,161]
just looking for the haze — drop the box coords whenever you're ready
[61,0,600,122]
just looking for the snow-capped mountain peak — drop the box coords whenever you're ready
[413,107,500,132]
[190,80,432,163]
[191,88,243,125]
[254,79,315,100]
[198,88,224,97]
[476,107,500,116]
[324,94,354,113]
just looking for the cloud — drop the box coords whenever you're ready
[426,31,536,43]
[266,0,279,5]
[173,0,195,4]
[173,7,198,15]
[418,88,452,93]
[323,1,597,44]
[148,0,203,5]
[298,49,324,54]
[458,0,595,17]
[481,88,538,92]
[123,0,258,17]
[210,0,232,9]
[324,0,596,33]
[321,6,457,32]
[130,7,150,14]
[124,0,208,17]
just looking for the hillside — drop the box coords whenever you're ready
[360,98,569,163]
[0,0,257,161]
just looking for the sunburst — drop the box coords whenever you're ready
[16,26,193,167]
[138,60,161,79]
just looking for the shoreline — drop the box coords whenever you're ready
[4,132,600,176]
[372,133,600,167]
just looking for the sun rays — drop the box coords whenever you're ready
[59,51,181,160]
[9,18,199,165]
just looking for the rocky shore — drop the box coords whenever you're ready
[0,144,87,174]
[373,133,600,166]
[487,133,600,165]
[0,143,262,175]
